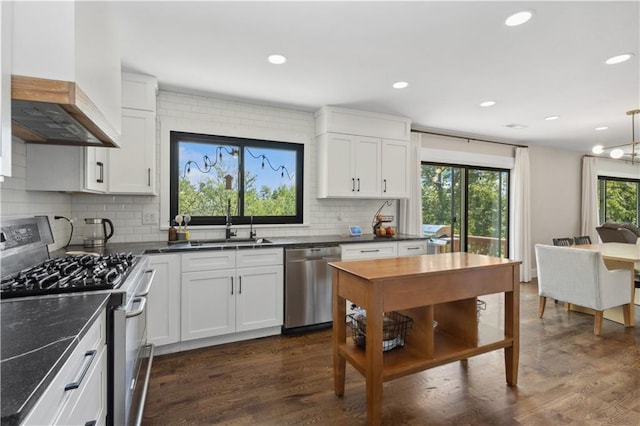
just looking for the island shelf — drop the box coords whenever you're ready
[330,253,521,426]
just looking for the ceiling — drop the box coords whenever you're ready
[112,1,640,154]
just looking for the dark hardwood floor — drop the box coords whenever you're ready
[142,280,640,425]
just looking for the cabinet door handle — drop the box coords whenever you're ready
[357,178,361,192]
[147,168,151,186]
[360,249,380,253]
[96,162,104,183]
[65,350,97,391]
[239,276,242,294]
[406,246,421,250]
[231,276,234,295]
[351,178,355,192]
[383,179,387,192]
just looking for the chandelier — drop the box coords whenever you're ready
[592,109,640,164]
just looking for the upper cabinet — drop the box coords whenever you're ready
[315,107,411,199]
[108,73,158,195]
[11,1,121,147]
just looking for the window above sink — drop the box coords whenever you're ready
[169,131,304,227]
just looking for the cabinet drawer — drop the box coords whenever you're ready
[22,312,105,425]
[182,251,236,272]
[55,346,107,426]
[340,242,397,260]
[398,240,428,256]
[237,248,283,268]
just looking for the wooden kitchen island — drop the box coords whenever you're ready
[329,252,521,425]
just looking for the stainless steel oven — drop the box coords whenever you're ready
[110,259,155,426]
[0,216,156,426]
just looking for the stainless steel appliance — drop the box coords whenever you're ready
[0,216,154,426]
[84,217,115,247]
[284,245,341,332]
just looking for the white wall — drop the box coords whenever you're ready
[0,138,72,250]
[529,144,582,273]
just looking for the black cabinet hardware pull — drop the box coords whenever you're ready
[231,276,234,295]
[383,179,387,192]
[97,162,104,183]
[357,178,361,191]
[148,168,151,186]
[65,350,97,391]
[239,276,242,294]
[351,178,355,192]
[361,249,380,253]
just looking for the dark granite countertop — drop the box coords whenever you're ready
[51,233,427,257]
[1,293,111,426]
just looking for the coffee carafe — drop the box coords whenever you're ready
[83,218,114,247]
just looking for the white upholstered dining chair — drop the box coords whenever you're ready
[534,244,633,336]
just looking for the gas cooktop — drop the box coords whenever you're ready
[0,252,137,299]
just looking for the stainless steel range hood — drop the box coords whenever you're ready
[11,75,120,148]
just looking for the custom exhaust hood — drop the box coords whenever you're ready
[11,75,120,148]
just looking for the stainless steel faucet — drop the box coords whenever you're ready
[225,198,236,239]
[249,215,256,239]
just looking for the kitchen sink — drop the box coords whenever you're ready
[189,238,271,247]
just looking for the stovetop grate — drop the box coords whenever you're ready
[0,253,138,299]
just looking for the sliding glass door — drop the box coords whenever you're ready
[421,163,509,258]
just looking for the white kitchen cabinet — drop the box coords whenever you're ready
[180,248,284,341]
[122,72,157,112]
[381,139,410,198]
[26,144,107,193]
[236,265,283,332]
[181,269,236,340]
[317,133,382,198]
[315,106,411,200]
[340,241,398,260]
[22,310,106,426]
[317,133,409,199]
[108,109,156,194]
[147,254,181,347]
[397,240,428,256]
[108,73,157,195]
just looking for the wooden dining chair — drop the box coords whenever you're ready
[552,237,573,246]
[573,235,592,245]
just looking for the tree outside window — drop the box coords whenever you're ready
[170,132,303,226]
[598,176,639,224]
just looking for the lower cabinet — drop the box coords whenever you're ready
[181,248,283,342]
[22,310,106,426]
[147,254,181,346]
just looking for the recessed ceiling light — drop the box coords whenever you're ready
[595,126,609,131]
[480,101,496,107]
[605,54,633,65]
[393,81,409,89]
[545,116,560,121]
[505,11,533,27]
[267,54,287,65]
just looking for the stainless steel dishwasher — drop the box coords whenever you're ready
[284,245,341,332]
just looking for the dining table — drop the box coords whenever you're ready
[575,242,640,325]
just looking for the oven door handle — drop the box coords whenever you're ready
[126,296,147,318]
[135,269,156,297]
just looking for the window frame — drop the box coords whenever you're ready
[597,175,640,224]
[170,131,304,226]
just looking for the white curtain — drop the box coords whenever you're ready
[399,133,423,235]
[581,156,600,242]
[510,147,531,282]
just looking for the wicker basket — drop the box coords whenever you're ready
[348,311,413,352]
